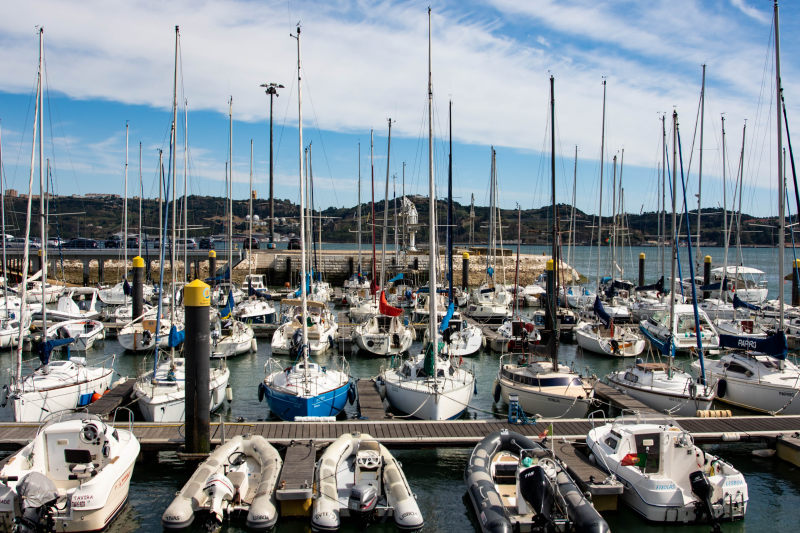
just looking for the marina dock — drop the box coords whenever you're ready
[1,414,799,452]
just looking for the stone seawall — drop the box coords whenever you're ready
[40,250,582,288]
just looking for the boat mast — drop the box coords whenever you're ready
[775,0,785,334]
[696,65,706,269]
[426,7,438,358]
[38,27,46,328]
[249,139,254,280]
[402,162,406,253]
[357,143,362,274]
[292,24,309,357]
[370,130,376,294]
[487,147,495,280]
[0,124,7,312]
[448,101,453,303]
[661,114,666,281]
[394,176,399,266]
[16,28,43,382]
[124,121,128,278]
[138,142,143,258]
[228,96,234,290]
[380,118,392,292]
[610,154,617,277]
[720,116,729,301]
[670,111,678,368]
[550,75,559,371]
[596,79,606,291]
[569,145,577,275]
[183,99,188,281]
[170,26,179,323]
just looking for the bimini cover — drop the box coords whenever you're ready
[719,331,787,359]
[17,472,58,508]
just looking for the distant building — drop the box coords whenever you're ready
[5,189,17,197]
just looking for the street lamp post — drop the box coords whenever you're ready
[260,82,283,248]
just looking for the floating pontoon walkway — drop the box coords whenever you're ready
[1,414,799,452]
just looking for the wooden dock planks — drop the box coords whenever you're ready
[1,415,800,452]
[87,378,136,419]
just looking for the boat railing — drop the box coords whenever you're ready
[264,357,288,377]
[111,406,135,433]
[587,409,607,429]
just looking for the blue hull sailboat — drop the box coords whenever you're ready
[258,25,351,421]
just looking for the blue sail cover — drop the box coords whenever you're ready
[635,276,664,293]
[168,325,185,348]
[733,293,761,311]
[593,296,611,328]
[219,289,235,320]
[293,273,312,298]
[487,266,494,277]
[439,302,455,333]
[388,273,404,283]
[699,277,731,293]
[204,265,230,284]
[719,331,787,359]
[39,337,75,365]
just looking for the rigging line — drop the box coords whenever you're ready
[299,76,339,207]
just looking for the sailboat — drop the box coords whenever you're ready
[494,76,593,419]
[233,140,276,326]
[609,111,715,416]
[421,102,483,357]
[210,108,256,359]
[353,120,415,357]
[697,4,800,414]
[4,28,114,422]
[380,10,475,421]
[467,148,512,323]
[132,26,229,423]
[575,297,645,357]
[258,24,352,421]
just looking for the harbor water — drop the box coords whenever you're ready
[1,245,798,531]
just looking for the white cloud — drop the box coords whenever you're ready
[730,0,771,24]
[0,0,793,214]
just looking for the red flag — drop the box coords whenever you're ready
[379,290,402,317]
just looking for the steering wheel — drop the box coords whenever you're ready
[81,422,100,443]
[358,450,381,468]
[228,451,247,467]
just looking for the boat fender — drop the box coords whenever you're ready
[493,381,501,403]
[329,336,335,350]
[251,338,258,352]
[257,382,265,403]
[348,383,357,405]
[556,470,610,533]
[689,381,697,399]
[716,379,727,399]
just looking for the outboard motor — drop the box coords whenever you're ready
[202,473,234,531]
[14,472,58,533]
[689,470,721,532]
[347,483,378,525]
[518,465,553,527]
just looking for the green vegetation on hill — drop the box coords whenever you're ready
[6,194,779,247]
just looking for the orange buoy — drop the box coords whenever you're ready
[91,391,103,403]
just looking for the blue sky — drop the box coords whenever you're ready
[0,0,797,219]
